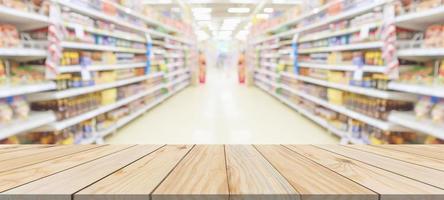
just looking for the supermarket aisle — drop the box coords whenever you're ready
[106,67,338,144]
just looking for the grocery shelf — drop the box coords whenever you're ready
[397,48,444,59]
[260,62,278,69]
[254,0,385,44]
[165,53,185,58]
[0,111,56,140]
[265,0,338,34]
[63,22,146,43]
[298,42,383,54]
[33,84,165,131]
[28,72,163,101]
[61,42,146,54]
[296,0,386,34]
[88,81,190,141]
[167,62,185,69]
[0,82,56,99]
[255,68,279,78]
[0,6,49,31]
[0,48,47,60]
[280,84,407,131]
[282,72,418,101]
[165,68,190,78]
[298,62,386,73]
[165,75,191,88]
[56,62,147,73]
[254,75,279,88]
[164,44,186,50]
[395,6,444,30]
[255,80,347,139]
[299,22,382,43]
[102,0,180,34]
[389,111,444,140]
[280,95,348,138]
[388,82,444,98]
[56,0,148,34]
[260,53,279,58]
[256,44,280,50]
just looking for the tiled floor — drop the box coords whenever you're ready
[106,68,338,144]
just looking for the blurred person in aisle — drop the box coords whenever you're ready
[199,51,206,84]
[217,52,227,70]
[238,51,246,84]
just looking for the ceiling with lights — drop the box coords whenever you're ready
[143,0,302,41]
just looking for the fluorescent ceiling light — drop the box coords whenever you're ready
[227,7,250,13]
[263,8,274,13]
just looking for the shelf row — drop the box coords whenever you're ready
[254,79,363,144]
[82,80,191,144]
[254,0,385,44]
[55,0,192,44]
[32,74,190,132]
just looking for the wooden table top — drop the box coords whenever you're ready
[0,145,443,200]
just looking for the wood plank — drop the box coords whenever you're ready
[316,145,444,190]
[152,145,229,200]
[256,145,376,200]
[1,145,163,200]
[0,145,98,173]
[350,145,444,171]
[75,145,194,200]
[226,145,298,200]
[378,145,444,160]
[0,145,52,154]
[0,145,132,192]
[287,145,444,200]
[0,145,59,161]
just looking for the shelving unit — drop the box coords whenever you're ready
[248,0,444,144]
[0,0,196,144]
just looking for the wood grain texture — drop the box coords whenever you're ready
[0,145,60,162]
[0,145,132,192]
[225,145,298,200]
[0,145,98,173]
[0,145,50,154]
[349,145,444,171]
[316,145,444,190]
[378,145,444,160]
[1,145,163,200]
[75,145,194,200]
[152,145,229,200]
[257,145,376,200]
[287,145,444,200]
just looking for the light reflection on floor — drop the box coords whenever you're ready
[106,67,338,144]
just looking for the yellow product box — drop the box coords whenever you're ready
[327,52,341,65]
[327,71,346,84]
[96,71,117,84]
[328,88,344,105]
[101,89,117,105]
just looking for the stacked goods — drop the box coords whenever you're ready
[0,96,30,125]
[395,0,444,15]
[415,96,444,124]
[0,0,50,15]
